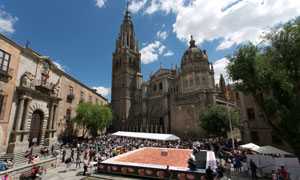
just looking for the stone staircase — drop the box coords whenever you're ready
[0,146,48,167]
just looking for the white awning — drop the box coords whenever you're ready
[111,131,180,141]
[253,145,293,155]
[239,143,260,151]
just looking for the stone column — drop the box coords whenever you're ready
[51,105,58,138]
[21,98,32,142]
[15,96,25,131]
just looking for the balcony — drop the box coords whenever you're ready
[67,94,74,103]
[34,80,55,94]
[0,67,14,81]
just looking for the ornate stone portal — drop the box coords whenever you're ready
[7,71,61,153]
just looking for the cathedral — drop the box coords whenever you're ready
[111,7,232,139]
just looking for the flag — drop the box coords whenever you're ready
[45,69,50,82]
[56,77,61,86]
[224,83,229,101]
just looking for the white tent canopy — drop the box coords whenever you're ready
[111,131,180,141]
[253,145,293,155]
[239,143,260,151]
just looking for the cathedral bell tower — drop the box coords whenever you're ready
[111,4,142,132]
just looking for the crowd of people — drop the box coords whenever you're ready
[0,134,294,180]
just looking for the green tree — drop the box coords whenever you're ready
[198,104,241,137]
[73,102,113,137]
[226,17,300,156]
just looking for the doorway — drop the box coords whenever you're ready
[29,110,43,147]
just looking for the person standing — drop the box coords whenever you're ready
[205,166,214,180]
[62,149,66,162]
[241,160,249,178]
[250,159,257,180]
[165,165,172,180]
[76,153,81,169]
[83,157,89,175]
[225,161,231,179]
[278,166,288,180]
[2,173,12,180]
[65,156,72,172]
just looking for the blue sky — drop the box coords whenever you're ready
[1,0,300,101]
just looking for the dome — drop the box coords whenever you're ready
[180,36,208,73]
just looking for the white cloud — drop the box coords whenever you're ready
[156,31,168,40]
[158,45,166,54]
[92,86,111,97]
[0,9,18,34]
[95,0,107,8]
[129,0,147,13]
[164,50,174,56]
[145,0,185,15]
[213,58,230,85]
[53,61,68,72]
[141,41,166,64]
[140,0,300,50]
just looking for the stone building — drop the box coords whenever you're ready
[111,8,232,139]
[231,86,293,152]
[0,33,108,154]
[0,34,21,153]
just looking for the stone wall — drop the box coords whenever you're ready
[0,157,59,180]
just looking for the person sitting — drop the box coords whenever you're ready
[40,147,45,155]
[24,150,30,158]
[31,166,41,179]
[7,158,14,169]
[32,155,40,164]
[0,160,8,171]
[188,154,197,171]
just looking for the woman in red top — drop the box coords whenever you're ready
[278,166,288,180]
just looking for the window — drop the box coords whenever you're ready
[0,95,4,117]
[0,50,11,72]
[247,108,255,120]
[89,96,92,103]
[159,82,163,90]
[80,92,83,101]
[66,109,71,123]
[96,99,98,105]
[68,86,73,95]
[251,131,259,143]
[41,73,46,86]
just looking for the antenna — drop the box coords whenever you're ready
[126,0,129,11]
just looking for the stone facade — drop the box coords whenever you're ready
[0,33,108,153]
[0,34,21,154]
[111,9,230,139]
[232,87,293,152]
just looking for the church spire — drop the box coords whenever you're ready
[124,0,131,23]
[115,0,138,52]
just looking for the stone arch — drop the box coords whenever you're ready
[27,102,49,146]
[149,104,166,129]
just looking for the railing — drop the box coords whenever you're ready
[0,67,14,79]
[67,94,74,100]
[33,80,55,90]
